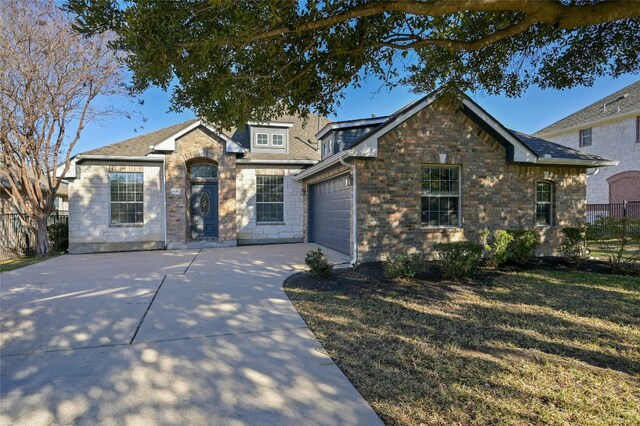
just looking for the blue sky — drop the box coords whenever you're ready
[76,73,639,154]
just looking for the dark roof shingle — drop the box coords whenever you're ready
[510,130,613,162]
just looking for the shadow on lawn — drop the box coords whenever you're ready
[285,265,640,424]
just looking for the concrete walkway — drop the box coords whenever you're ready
[0,244,382,425]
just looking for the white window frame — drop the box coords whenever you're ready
[272,134,284,146]
[255,175,284,223]
[256,133,269,146]
[535,180,554,227]
[109,172,144,226]
[420,165,461,228]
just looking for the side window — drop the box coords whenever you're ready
[272,134,284,146]
[535,180,554,226]
[579,128,592,147]
[256,133,269,146]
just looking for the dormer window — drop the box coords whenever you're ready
[249,122,292,153]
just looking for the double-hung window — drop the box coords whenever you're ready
[421,165,460,227]
[579,128,592,147]
[110,172,144,224]
[256,175,284,223]
[535,181,554,226]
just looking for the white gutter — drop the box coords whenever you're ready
[236,159,318,165]
[339,156,358,265]
[535,157,619,167]
[76,155,164,162]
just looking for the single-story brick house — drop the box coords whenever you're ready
[66,90,616,261]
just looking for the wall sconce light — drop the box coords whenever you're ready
[439,153,447,164]
[346,175,353,187]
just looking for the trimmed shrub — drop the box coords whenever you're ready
[382,252,426,279]
[305,248,332,278]
[47,221,69,253]
[506,230,538,266]
[561,225,589,264]
[482,229,514,268]
[433,241,484,279]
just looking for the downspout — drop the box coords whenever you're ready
[162,156,168,249]
[340,156,358,265]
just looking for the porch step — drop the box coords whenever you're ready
[167,240,237,250]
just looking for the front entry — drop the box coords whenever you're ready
[191,183,218,238]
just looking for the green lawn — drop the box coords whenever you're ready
[285,266,640,425]
[589,240,640,263]
[0,255,58,272]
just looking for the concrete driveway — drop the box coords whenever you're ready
[0,244,382,425]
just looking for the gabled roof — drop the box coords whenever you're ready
[315,116,389,140]
[77,114,331,164]
[535,80,640,137]
[294,89,617,181]
[83,119,199,157]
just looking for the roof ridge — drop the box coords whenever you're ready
[80,118,199,156]
[535,80,640,135]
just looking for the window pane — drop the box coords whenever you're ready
[190,163,217,179]
[109,172,144,224]
[272,134,284,146]
[421,165,460,226]
[256,176,284,222]
[256,133,268,145]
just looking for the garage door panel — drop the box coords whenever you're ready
[309,175,351,255]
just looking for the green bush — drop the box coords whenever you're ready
[481,229,514,268]
[305,248,332,278]
[433,241,484,279]
[382,252,426,279]
[506,229,538,266]
[47,221,69,253]
[561,225,589,264]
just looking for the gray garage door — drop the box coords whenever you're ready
[309,174,351,255]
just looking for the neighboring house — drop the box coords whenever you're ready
[535,80,640,204]
[0,174,68,214]
[66,89,615,261]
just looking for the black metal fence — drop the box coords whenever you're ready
[586,201,640,237]
[0,211,68,261]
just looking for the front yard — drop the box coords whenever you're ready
[284,264,640,425]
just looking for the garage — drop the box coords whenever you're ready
[309,174,351,255]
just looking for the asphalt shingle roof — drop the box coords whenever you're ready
[82,119,199,157]
[510,130,612,162]
[81,114,332,162]
[535,80,640,136]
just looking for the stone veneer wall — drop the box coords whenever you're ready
[355,103,587,262]
[236,166,305,244]
[165,127,237,246]
[544,116,639,203]
[68,161,165,254]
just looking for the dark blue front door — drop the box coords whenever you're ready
[191,183,218,238]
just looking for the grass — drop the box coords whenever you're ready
[284,266,640,425]
[588,240,640,263]
[0,254,59,272]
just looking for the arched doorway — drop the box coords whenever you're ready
[608,171,640,203]
[188,162,218,238]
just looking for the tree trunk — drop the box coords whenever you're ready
[35,217,49,256]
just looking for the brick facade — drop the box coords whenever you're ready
[607,170,640,203]
[165,127,237,246]
[352,103,586,262]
